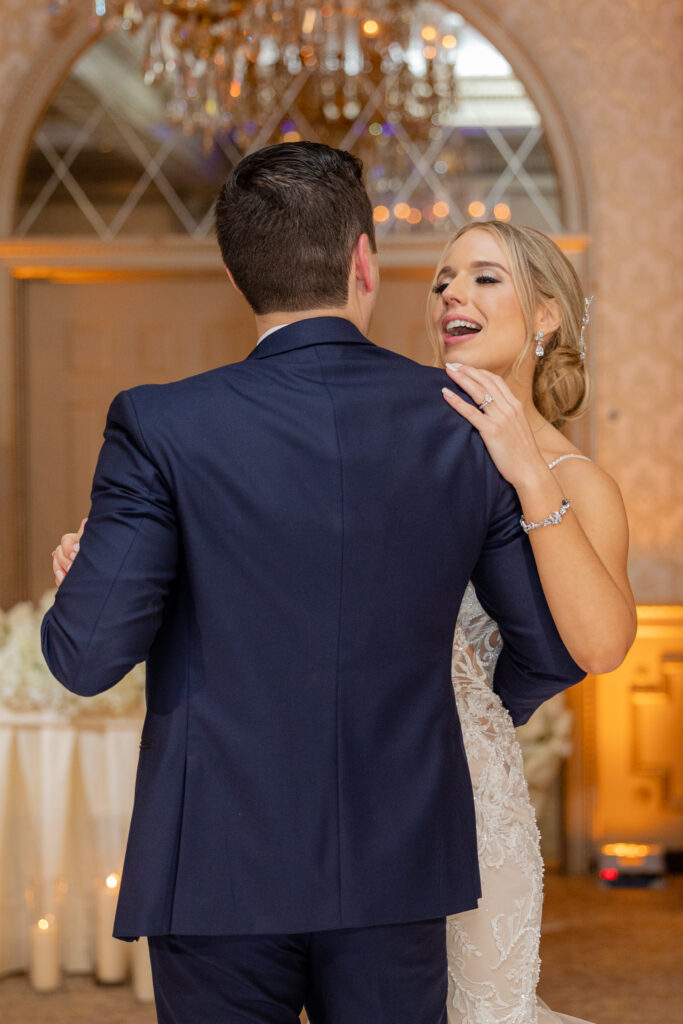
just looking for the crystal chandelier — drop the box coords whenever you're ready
[88,1,459,148]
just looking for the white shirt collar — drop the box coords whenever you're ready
[257,323,288,345]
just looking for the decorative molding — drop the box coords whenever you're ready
[441,0,589,234]
[0,12,103,236]
[0,233,591,277]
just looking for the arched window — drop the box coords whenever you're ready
[17,7,564,240]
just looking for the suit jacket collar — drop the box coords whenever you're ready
[247,316,373,360]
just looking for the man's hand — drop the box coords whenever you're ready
[51,519,87,587]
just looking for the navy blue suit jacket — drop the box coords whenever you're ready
[42,317,583,938]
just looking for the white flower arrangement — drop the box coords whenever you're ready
[0,591,145,717]
[516,692,573,815]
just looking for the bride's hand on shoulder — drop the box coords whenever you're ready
[51,518,87,587]
[441,363,548,489]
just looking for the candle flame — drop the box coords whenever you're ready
[105,874,119,889]
[301,7,317,34]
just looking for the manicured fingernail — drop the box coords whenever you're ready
[442,387,456,398]
[69,551,76,561]
[56,570,65,583]
[445,362,461,370]
[73,542,80,552]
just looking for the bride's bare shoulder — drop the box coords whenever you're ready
[540,428,625,508]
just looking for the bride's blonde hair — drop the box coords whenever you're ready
[427,221,591,428]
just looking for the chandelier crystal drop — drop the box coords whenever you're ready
[83,0,460,147]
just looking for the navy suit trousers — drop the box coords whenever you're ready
[148,919,447,1024]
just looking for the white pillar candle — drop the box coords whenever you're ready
[95,874,128,983]
[132,936,155,1002]
[29,916,61,993]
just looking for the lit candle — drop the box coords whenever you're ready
[95,874,128,983]
[132,935,155,1002]
[30,916,60,992]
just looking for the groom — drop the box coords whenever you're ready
[42,142,583,1023]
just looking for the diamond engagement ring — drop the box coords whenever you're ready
[478,393,494,410]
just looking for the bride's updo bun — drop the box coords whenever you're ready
[429,221,591,428]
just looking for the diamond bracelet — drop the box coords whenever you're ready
[520,498,571,534]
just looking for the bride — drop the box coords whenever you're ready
[431,221,636,1023]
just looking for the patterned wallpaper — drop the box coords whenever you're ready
[0,0,681,601]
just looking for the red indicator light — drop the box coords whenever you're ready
[599,868,619,881]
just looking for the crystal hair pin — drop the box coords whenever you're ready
[579,295,594,361]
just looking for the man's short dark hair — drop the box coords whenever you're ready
[215,142,376,315]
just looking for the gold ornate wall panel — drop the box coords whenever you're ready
[593,606,683,848]
[23,275,255,599]
[498,0,683,603]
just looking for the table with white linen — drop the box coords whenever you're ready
[0,707,142,976]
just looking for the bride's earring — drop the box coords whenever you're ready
[534,330,545,358]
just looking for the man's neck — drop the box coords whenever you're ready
[254,307,367,339]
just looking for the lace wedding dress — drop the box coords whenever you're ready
[447,583,591,1024]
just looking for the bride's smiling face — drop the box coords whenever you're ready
[430,229,530,377]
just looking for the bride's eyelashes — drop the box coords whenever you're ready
[432,274,501,294]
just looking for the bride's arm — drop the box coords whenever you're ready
[443,364,636,675]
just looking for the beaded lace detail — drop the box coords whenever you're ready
[447,584,548,1024]
[446,454,593,1023]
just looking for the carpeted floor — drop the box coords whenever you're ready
[0,876,680,1023]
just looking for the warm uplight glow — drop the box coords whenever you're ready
[433,201,450,218]
[38,918,50,931]
[493,202,511,221]
[599,868,619,881]
[442,34,457,48]
[362,19,379,36]
[407,208,422,224]
[283,131,302,142]
[423,45,437,60]
[105,874,119,890]
[602,843,654,859]
[229,80,242,99]
[373,205,390,223]
[468,201,486,218]
[393,202,410,219]
[421,25,437,41]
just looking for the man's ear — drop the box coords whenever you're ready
[534,298,562,337]
[352,233,378,295]
[225,266,244,296]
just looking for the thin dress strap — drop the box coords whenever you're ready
[547,453,592,470]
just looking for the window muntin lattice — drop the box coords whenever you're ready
[17,9,563,239]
